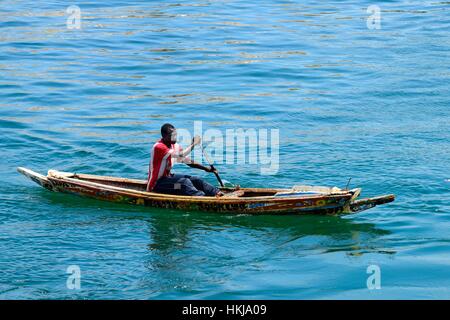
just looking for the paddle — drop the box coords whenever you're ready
[199,142,225,188]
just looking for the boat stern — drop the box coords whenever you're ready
[17,167,54,191]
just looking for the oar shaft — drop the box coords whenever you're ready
[210,164,224,187]
[200,144,225,187]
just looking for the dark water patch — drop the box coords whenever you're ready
[0,21,31,28]
[0,119,29,129]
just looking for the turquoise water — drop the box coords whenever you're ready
[1,0,450,299]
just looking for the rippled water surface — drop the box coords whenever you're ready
[1,0,450,299]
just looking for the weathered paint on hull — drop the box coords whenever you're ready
[17,167,53,191]
[17,167,395,215]
[48,178,351,215]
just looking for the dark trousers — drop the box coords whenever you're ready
[153,174,219,196]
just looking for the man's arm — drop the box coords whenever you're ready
[173,135,201,159]
[186,160,214,172]
[174,136,217,173]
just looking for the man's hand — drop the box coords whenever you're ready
[192,135,201,146]
[206,166,218,174]
[187,161,216,173]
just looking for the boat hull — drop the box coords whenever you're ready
[46,176,351,214]
[17,167,395,215]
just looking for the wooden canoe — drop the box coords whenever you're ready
[17,167,395,215]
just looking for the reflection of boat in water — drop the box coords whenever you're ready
[18,167,395,215]
[33,186,392,257]
[148,212,392,254]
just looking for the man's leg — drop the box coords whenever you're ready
[153,174,205,196]
[188,176,220,196]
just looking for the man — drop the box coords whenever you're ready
[147,123,223,197]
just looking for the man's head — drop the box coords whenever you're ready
[161,123,176,143]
